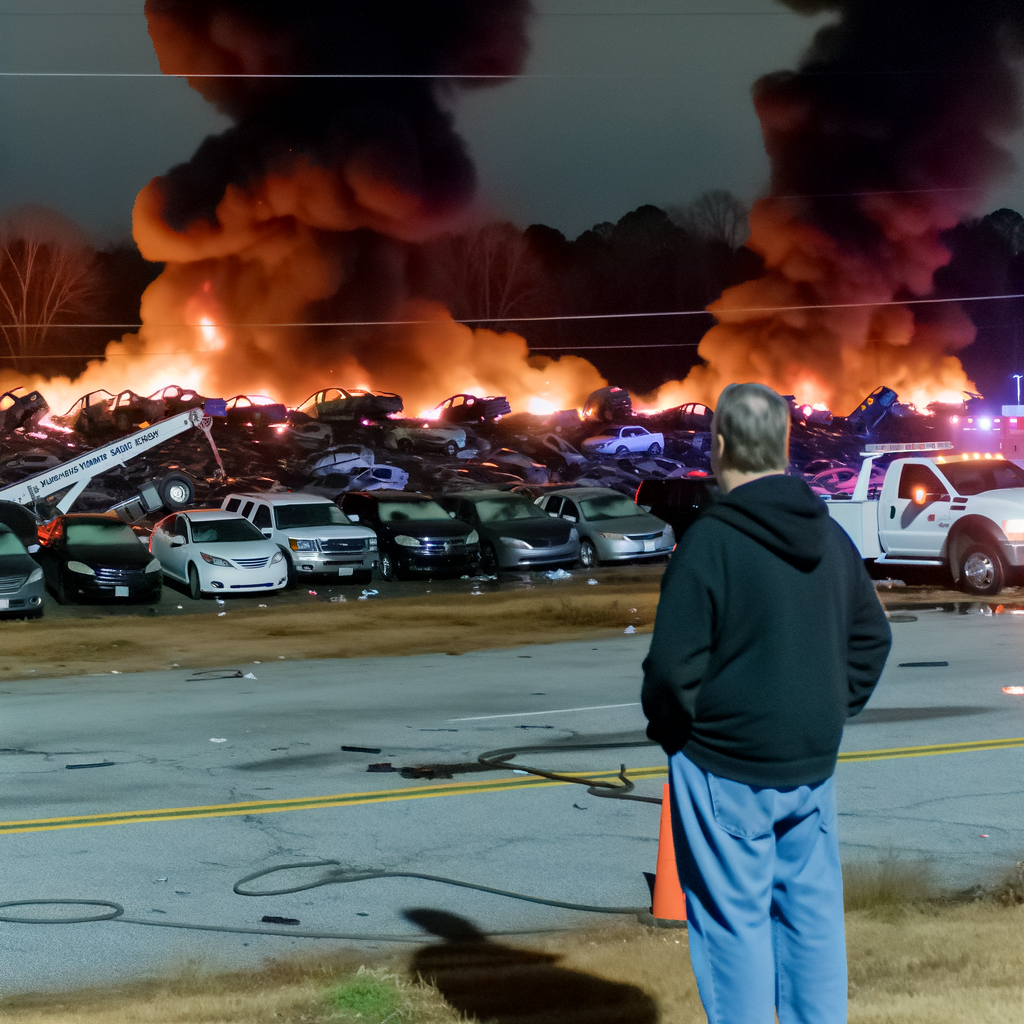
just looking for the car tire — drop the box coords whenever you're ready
[188,564,203,600]
[159,472,195,511]
[378,552,399,582]
[647,442,662,455]
[615,445,630,455]
[958,543,1004,596]
[281,549,295,585]
[578,540,598,569]
[443,441,459,457]
[481,542,499,574]
[55,573,73,605]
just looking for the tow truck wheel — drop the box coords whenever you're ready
[188,564,203,601]
[159,472,194,511]
[959,544,1004,597]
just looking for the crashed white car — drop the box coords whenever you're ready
[385,424,466,456]
[581,424,664,456]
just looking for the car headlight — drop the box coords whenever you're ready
[289,538,318,551]
[67,560,95,576]
[27,567,43,583]
[465,530,479,544]
[395,534,421,547]
[569,528,579,542]
[201,552,232,567]
[596,531,626,540]
[498,536,530,548]
[145,558,162,573]
[366,536,378,550]
[271,551,284,564]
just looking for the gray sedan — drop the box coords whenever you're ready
[535,487,674,568]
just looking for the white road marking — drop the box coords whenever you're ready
[448,702,642,722]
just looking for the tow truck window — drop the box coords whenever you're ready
[253,505,272,529]
[274,503,349,529]
[897,465,947,500]
[940,460,1024,495]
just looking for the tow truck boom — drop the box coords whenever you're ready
[0,406,225,522]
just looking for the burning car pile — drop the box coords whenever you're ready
[0,371,1005,608]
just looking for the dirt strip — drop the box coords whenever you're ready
[0,579,1017,683]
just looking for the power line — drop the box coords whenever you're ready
[2,290,1023,332]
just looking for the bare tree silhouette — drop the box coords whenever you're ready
[669,190,750,250]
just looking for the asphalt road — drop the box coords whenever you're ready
[2,610,1024,993]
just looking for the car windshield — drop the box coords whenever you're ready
[189,518,264,543]
[66,522,140,547]
[579,494,646,521]
[474,499,548,523]
[0,530,26,556]
[274,503,349,529]
[939,460,1024,495]
[379,500,449,523]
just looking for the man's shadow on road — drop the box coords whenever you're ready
[404,909,659,1024]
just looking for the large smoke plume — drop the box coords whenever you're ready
[663,0,1024,415]
[6,0,603,416]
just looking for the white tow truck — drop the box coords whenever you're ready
[825,441,1024,596]
[0,406,225,524]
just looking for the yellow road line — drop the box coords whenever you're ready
[3,738,1022,835]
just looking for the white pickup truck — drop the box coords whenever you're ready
[825,441,1024,596]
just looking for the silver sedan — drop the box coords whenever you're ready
[535,487,674,568]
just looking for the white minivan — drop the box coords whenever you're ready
[221,491,377,583]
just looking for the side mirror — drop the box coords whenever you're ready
[564,515,578,523]
[261,529,273,538]
[27,543,39,554]
[348,514,360,523]
[640,505,652,512]
[448,511,456,519]
[548,511,558,518]
[170,536,185,547]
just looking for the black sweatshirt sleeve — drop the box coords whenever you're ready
[845,550,892,717]
[641,535,716,754]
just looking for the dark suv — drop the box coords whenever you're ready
[634,475,715,542]
[338,490,480,581]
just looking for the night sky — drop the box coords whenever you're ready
[5,0,1024,245]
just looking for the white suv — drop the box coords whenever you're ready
[221,492,377,583]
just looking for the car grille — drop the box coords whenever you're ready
[234,556,270,569]
[420,539,465,553]
[0,573,28,595]
[95,567,146,583]
[321,538,367,553]
[627,532,663,541]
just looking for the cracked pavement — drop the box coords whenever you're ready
[2,613,1024,993]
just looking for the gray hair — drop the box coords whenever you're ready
[713,383,790,472]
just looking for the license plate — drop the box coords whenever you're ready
[115,586,129,598]
[338,567,354,576]
[0,599,8,609]
[643,540,655,552]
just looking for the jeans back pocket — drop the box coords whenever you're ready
[707,772,776,840]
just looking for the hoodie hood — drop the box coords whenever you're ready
[703,474,829,571]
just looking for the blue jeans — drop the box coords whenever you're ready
[669,752,847,1024]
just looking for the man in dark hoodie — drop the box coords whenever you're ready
[642,382,891,1024]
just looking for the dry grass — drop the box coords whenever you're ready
[4,894,1024,1024]
[0,585,658,683]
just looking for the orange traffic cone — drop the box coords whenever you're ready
[652,782,687,925]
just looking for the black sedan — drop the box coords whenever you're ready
[338,490,479,581]
[437,490,580,572]
[36,513,163,604]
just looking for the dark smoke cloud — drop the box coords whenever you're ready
[675,1,1024,414]
[146,0,533,234]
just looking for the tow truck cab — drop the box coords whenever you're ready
[826,444,1024,595]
